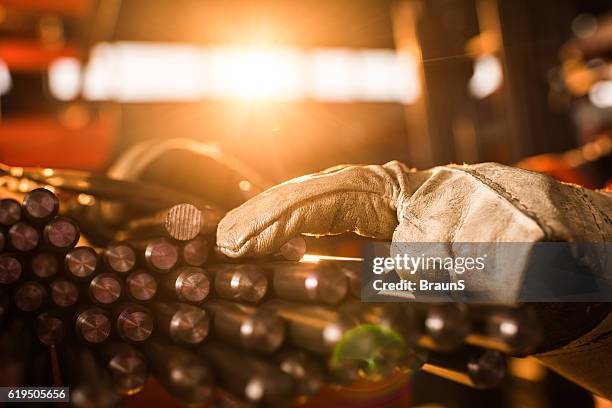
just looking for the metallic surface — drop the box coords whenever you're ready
[163,266,210,304]
[152,301,209,345]
[198,341,295,405]
[276,236,307,261]
[276,349,324,397]
[0,253,22,284]
[340,301,421,345]
[50,278,80,308]
[76,307,112,343]
[8,221,40,252]
[144,237,179,273]
[263,299,355,355]
[422,347,506,389]
[23,188,59,222]
[266,262,348,305]
[89,273,123,305]
[165,203,203,241]
[146,340,214,404]
[31,251,59,279]
[0,198,22,226]
[14,281,47,312]
[43,216,80,250]
[116,303,155,342]
[211,264,268,304]
[65,246,98,279]
[126,270,158,302]
[414,304,471,352]
[181,236,209,267]
[336,262,361,297]
[205,300,284,353]
[103,242,137,274]
[466,306,543,355]
[58,343,120,408]
[36,311,66,345]
[2,164,207,213]
[101,342,148,396]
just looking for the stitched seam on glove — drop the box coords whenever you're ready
[572,188,609,242]
[449,165,554,238]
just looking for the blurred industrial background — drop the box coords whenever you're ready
[0,0,610,186]
[0,1,611,407]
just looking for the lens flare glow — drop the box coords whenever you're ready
[56,42,422,104]
[468,55,503,99]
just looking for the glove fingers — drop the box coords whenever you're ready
[216,163,407,258]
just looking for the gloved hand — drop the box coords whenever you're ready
[217,161,612,398]
[217,160,610,255]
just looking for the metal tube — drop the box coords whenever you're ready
[160,266,211,304]
[339,300,421,345]
[89,272,123,306]
[335,262,361,297]
[75,307,112,344]
[36,311,66,345]
[213,390,252,408]
[125,270,158,302]
[145,340,214,404]
[0,198,22,226]
[8,221,40,252]
[43,216,80,251]
[421,346,506,389]
[49,278,80,308]
[142,237,179,273]
[275,349,325,398]
[2,164,212,214]
[274,236,307,261]
[264,262,348,305]
[14,280,47,312]
[204,300,285,353]
[31,251,60,279]
[326,315,425,385]
[115,303,155,343]
[57,342,120,408]
[102,241,137,274]
[98,341,148,396]
[198,341,295,406]
[466,305,543,355]
[151,301,209,345]
[410,303,471,351]
[180,236,209,267]
[210,264,269,304]
[262,299,355,355]
[22,188,59,224]
[0,253,23,284]
[123,203,220,241]
[65,246,99,279]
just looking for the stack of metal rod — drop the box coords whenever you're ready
[0,188,544,407]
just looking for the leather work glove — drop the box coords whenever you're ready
[217,161,612,398]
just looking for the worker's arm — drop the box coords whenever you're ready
[216,161,612,398]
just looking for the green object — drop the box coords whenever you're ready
[330,324,424,382]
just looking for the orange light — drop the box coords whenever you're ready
[57,42,423,104]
